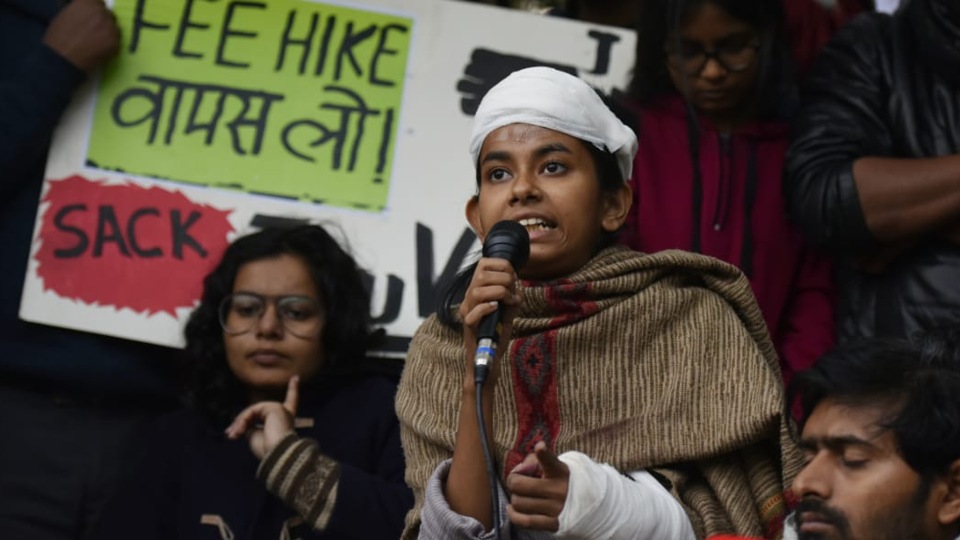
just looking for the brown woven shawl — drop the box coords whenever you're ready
[397,246,802,539]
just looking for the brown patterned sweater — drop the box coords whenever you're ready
[396,246,802,539]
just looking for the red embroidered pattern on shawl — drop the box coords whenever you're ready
[504,280,599,473]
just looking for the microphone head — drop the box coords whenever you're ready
[482,220,530,270]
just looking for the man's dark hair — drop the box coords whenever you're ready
[789,329,960,480]
[182,224,373,426]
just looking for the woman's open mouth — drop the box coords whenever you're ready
[517,217,556,233]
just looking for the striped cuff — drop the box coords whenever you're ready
[257,433,341,530]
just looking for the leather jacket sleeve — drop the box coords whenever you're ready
[784,14,893,252]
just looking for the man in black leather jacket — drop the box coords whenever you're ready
[785,0,960,342]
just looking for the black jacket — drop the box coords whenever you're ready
[0,0,177,401]
[785,2,960,341]
[95,375,413,540]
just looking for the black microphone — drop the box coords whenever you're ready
[474,220,530,385]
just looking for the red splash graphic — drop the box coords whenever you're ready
[35,175,234,316]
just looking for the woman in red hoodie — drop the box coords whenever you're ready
[620,0,844,385]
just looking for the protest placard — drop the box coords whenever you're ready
[21,0,635,355]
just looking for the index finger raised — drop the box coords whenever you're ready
[283,375,300,415]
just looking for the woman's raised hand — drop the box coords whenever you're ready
[225,375,299,460]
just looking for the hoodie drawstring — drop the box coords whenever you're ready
[712,132,733,231]
[740,142,758,278]
[683,111,758,279]
[684,102,703,253]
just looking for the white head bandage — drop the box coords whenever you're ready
[468,67,638,182]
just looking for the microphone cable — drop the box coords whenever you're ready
[475,379,502,540]
[471,220,529,540]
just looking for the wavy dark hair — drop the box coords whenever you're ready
[183,224,373,426]
[789,329,960,482]
[436,139,624,328]
[629,0,793,120]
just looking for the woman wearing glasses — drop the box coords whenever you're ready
[97,225,413,540]
[619,0,841,387]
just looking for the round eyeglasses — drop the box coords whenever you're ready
[218,293,324,338]
[666,39,760,76]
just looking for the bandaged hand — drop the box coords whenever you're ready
[505,441,570,532]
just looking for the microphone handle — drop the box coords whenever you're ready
[474,303,505,385]
[477,302,504,342]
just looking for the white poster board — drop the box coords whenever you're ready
[20,0,635,356]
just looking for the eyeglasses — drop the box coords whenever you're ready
[218,293,324,338]
[666,38,760,76]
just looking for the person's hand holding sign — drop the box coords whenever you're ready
[225,376,299,460]
[43,0,120,73]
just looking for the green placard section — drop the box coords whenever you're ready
[88,0,413,211]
